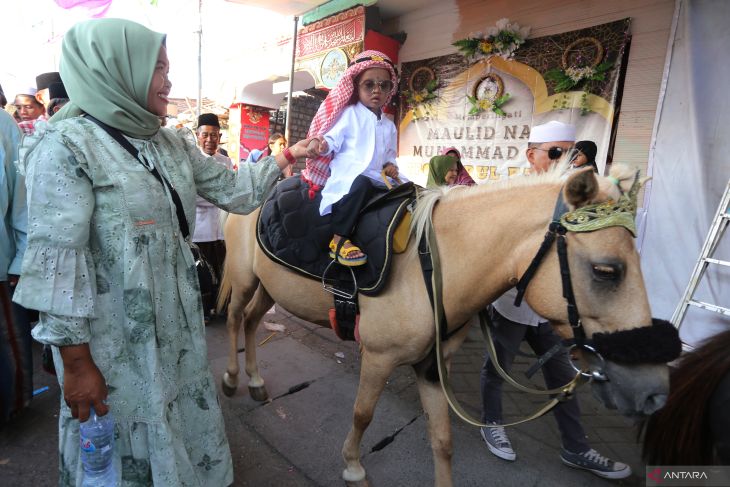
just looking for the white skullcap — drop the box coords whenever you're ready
[528,121,576,143]
[16,86,38,97]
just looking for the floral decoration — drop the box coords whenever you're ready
[452,18,531,60]
[544,62,613,93]
[467,93,511,116]
[403,67,441,119]
[544,37,615,115]
[403,79,439,110]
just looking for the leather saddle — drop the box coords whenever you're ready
[257,175,417,296]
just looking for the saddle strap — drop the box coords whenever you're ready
[418,233,463,340]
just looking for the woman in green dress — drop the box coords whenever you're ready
[13,18,310,487]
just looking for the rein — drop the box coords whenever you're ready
[419,172,680,426]
[420,205,583,428]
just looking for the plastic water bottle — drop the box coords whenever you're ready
[79,407,117,486]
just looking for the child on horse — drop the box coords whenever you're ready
[303,50,402,267]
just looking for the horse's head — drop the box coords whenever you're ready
[521,165,681,417]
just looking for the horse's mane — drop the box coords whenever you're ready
[410,162,638,245]
[641,329,730,465]
[410,161,568,244]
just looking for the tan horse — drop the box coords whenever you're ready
[218,166,669,487]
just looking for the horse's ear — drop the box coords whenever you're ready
[564,168,599,209]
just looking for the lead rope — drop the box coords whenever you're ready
[425,215,583,428]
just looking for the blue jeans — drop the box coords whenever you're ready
[480,309,590,453]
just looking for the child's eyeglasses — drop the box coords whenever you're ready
[359,80,394,93]
[533,146,573,160]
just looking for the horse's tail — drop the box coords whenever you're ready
[216,261,233,315]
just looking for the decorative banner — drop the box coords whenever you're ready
[295,7,365,90]
[397,19,631,185]
[234,104,270,165]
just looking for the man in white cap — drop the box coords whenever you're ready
[525,120,576,173]
[13,87,46,135]
[478,121,631,479]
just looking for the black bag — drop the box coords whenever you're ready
[86,115,215,292]
[42,344,56,375]
[190,243,217,294]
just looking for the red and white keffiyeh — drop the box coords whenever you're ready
[302,50,398,188]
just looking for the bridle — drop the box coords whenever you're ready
[512,190,609,381]
[421,171,681,427]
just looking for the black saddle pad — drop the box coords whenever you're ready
[257,175,415,296]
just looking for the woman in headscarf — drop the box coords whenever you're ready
[571,140,599,173]
[426,155,460,189]
[440,146,476,186]
[13,19,310,486]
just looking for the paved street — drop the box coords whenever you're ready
[1,306,647,486]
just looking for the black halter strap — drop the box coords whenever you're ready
[513,190,587,346]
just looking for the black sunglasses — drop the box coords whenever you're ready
[359,79,393,93]
[533,146,572,160]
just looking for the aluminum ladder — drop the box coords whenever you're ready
[671,178,730,330]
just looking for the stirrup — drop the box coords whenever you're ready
[322,260,358,299]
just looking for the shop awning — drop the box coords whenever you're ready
[238,71,316,109]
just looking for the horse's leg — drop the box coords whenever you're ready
[413,357,453,487]
[241,285,274,401]
[221,281,255,397]
[342,350,395,483]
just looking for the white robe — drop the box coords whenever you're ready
[319,102,402,215]
[193,151,232,242]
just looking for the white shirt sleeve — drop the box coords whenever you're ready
[322,109,352,156]
[492,288,546,326]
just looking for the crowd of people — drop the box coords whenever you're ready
[0,16,629,487]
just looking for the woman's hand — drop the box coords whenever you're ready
[273,137,327,171]
[60,344,109,422]
[305,137,328,158]
[383,162,399,179]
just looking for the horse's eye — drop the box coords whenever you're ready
[592,263,622,281]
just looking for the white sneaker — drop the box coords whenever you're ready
[480,423,516,461]
[560,448,632,479]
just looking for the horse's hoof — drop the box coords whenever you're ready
[221,373,237,397]
[342,466,366,483]
[344,479,370,487]
[248,384,269,402]
[222,379,237,397]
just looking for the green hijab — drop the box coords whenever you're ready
[426,155,457,189]
[52,19,166,139]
